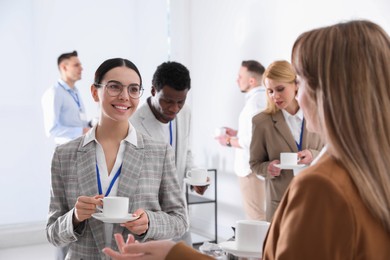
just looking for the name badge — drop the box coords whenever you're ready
[80,112,87,122]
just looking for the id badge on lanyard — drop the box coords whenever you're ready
[79,111,87,122]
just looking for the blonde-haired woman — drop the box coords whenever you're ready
[249,60,323,221]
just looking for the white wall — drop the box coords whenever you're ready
[0,0,171,246]
[0,0,389,247]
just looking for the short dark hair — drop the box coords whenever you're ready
[241,60,265,75]
[152,61,191,91]
[93,58,142,87]
[57,51,78,66]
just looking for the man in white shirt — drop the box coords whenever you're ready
[216,60,267,220]
[42,51,91,145]
[41,51,91,259]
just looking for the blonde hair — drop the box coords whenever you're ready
[263,60,297,114]
[292,20,390,232]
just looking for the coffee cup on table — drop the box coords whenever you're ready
[235,220,270,252]
[186,168,208,183]
[280,152,298,165]
[98,196,129,218]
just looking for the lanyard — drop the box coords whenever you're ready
[96,163,122,196]
[169,121,173,146]
[59,82,81,109]
[295,119,304,151]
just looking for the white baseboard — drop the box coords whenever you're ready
[0,221,47,249]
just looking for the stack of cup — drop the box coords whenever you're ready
[235,220,270,253]
[186,168,208,184]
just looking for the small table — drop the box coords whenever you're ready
[185,169,218,246]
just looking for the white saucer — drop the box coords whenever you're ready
[183,178,211,186]
[219,241,262,258]
[274,164,307,170]
[92,213,140,224]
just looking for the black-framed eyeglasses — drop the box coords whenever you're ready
[95,81,144,99]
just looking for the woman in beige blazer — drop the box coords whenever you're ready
[46,58,188,260]
[249,60,323,221]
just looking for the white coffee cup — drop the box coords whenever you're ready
[99,196,129,218]
[214,127,227,137]
[280,152,298,165]
[235,220,270,252]
[186,168,208,183]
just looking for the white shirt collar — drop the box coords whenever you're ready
[58,79,78,92]
[82,123,138,147]
[282,107,304,120]
[245,86,264,101]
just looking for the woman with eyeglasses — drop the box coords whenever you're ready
[46,58,188,259]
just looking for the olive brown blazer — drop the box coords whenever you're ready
[263,152,390,259]
[164,153,390,260]
[249,110,323,221]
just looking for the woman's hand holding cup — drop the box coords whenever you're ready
[297,149,314,165]
[268,160,281,178]
[73,194,104,225]
[121,208,149,235]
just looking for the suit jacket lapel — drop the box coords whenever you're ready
[113,134,145,236]
[141,116,161,138]
[301,119,308,149]
[76,140,97,196]
[272,111,298,152]
[136,103,160,138]
[173,113,184,165]
[76,139,106,252]
[116,133,144,210]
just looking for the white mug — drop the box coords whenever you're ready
[236,220,270,252]
[214,127,227,137]
[98,196,129,218]
[186,168,208,183]
[280,152,298,165]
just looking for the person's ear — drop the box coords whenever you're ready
[151,86,156,96]
[61,61,69,72]
[249,77,258,87]
[91,84,99,102]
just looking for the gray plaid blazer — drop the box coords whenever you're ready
[46,131,188,260]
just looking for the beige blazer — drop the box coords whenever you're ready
[46,132,188,260]
[131,101,193,189]
[263,152,390,259]
[250,110,323,221]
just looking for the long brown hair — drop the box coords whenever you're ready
[292,20,390,232]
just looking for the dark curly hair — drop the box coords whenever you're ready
[152,61,191,91]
